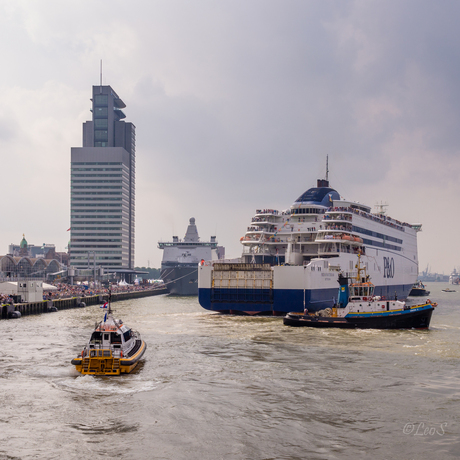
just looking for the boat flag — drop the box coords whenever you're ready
[100,302,108,309]
[104,312,107,322]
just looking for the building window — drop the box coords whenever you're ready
[95,119,108,128]
[94,130,108,141]
[94,95,108,106]
[94,107,108,118]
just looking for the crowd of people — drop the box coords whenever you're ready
[1,280,164,304]
[0,294,14,305]
[43,281,162,300]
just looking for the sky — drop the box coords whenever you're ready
[1,0,459,274]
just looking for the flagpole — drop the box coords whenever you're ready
[108,286,112,315]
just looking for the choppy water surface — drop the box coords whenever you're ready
[0,284,459,459]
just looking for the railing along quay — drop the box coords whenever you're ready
[0,287,168,320]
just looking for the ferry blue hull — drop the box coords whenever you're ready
[198,283,413,315]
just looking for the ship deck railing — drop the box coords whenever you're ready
[327,206,411,232]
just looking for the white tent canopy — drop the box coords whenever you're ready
[43,283,58,291]
[0,282,19,296]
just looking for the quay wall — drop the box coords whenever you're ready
[0,287,168,320]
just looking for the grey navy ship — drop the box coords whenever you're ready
[159,218,224,295]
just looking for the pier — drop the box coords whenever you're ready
[0,287,167,320]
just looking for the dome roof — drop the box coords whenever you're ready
[20,234,28,249]
[294,187,340,206]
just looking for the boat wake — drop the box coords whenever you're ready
[52,374,160,395]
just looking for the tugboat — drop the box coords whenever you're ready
[283,254,436,329]
[71,293,146,375]
[409,280,430,296]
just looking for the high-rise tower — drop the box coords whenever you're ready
[70,85,135,276]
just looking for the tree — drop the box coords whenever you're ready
[135,267,161,280]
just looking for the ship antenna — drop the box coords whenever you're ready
[354,253,368,283]
[108,285,112,315]
[326,154,329,182]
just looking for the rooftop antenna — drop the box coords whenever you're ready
[374,201,388,215]
[99,60,103,93]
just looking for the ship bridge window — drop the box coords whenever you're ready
[292,207,322,215]
[353,226,402,244]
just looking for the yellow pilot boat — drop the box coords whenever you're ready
[71,300,146,375]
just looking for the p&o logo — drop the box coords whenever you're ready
[383,257,395,279]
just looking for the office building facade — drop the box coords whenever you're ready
[70,85,135,275]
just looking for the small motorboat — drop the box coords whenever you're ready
[409,280,430,296]
[442,288,456,293]
[284,254,437,330]
[71,294,146,375]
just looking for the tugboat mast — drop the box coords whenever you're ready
[107,287,113,315]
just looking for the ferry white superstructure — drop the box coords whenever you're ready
[198,178,420,314]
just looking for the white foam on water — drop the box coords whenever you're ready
[52,374,160,395]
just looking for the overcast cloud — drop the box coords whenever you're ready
[1,0,459,273]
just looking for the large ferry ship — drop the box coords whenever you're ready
[159,218,224,295]
[198,176,421,314]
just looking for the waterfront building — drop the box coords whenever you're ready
[70,85,136,280]
[7,235,69,266]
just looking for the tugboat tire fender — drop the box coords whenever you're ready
[8,311,21,319]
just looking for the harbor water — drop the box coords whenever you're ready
[0,283,459,459]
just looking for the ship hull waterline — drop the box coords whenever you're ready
[161,265,199,296]
[199,284,414,315]
[283,306,434,329]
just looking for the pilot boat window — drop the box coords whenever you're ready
[123,330,132,341]
[111,332,122,343]
[91,332,102,341]
[104,333,109,341]
[103,350,111,357]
